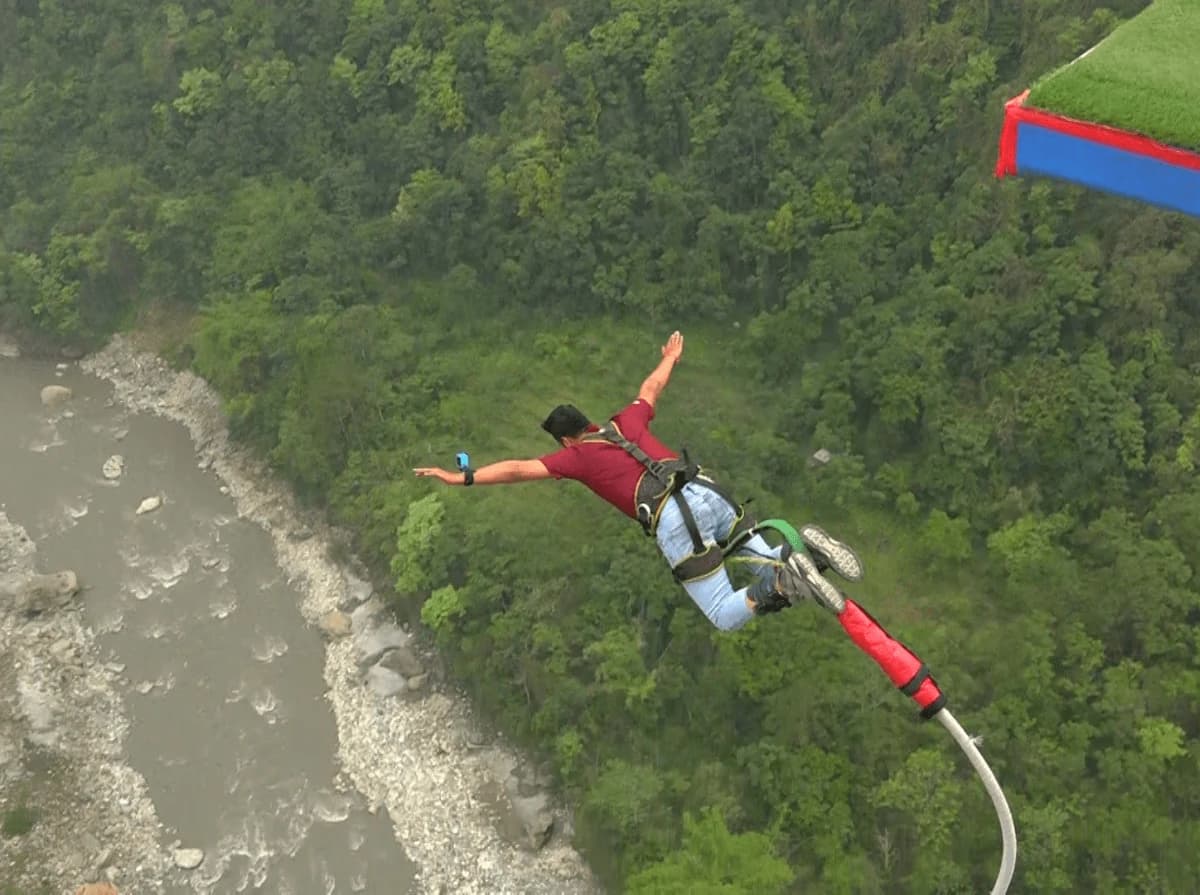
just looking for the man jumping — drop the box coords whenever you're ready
[413,331,863,631]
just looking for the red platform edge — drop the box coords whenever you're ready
[996,89,1200,178]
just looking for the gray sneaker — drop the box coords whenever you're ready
[778,552,846,614]
[800,524,864,582]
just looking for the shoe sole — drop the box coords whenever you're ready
[787,553,845,614]
[800,525,864,582]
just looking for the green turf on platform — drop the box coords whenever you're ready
[1026,0,1200,152]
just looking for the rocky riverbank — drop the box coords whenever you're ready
[81,335,600,895]
[0,511,170,894]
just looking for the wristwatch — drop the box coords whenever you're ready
[455,451,475,486]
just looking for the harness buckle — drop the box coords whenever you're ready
[636,502,655,534]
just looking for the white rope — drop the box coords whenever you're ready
[934,709,1018,894]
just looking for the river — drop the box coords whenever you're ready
[0,337,597,895]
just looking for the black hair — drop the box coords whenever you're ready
[541,404,591,442]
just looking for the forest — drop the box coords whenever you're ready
[2,0,1198,891]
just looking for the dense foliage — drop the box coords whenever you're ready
[4,0,1199,891]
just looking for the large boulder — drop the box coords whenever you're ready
[4,570,80,614]
[364,664,407,698]
[349,597,382,629]
[339,571,374,610]
[18,679,57,731]
[481,749,558,851]
[317,610,352,639]
[354,622,409,667]
[76,885,120,895]
[377,644,424,678]
[510,793,556,851]
[40,385,73,407]
[135,495,162,515]
[173,847,204,870]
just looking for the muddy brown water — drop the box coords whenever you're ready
[1,357,417,893]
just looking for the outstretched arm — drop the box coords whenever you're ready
[637,330,684,407]
[413,459,551,486]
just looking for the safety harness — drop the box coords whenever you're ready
[581,423,758,583]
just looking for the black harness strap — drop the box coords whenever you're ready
[899,665,931,697]
[582,423,756,583]
[581,423,700,536]
[670,486,707,555]
[584,423,690,485]
[715,499,757,552]
[919,692,949,720]
[667,489,724,582]
[671,544,725,582]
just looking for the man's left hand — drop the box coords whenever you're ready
[661,330,684,363]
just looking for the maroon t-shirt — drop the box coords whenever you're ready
[539,399,677,519]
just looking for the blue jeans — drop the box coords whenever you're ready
[654,482,783,631]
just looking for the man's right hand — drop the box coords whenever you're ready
[413,467,461,484]
[662,330,684,363]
